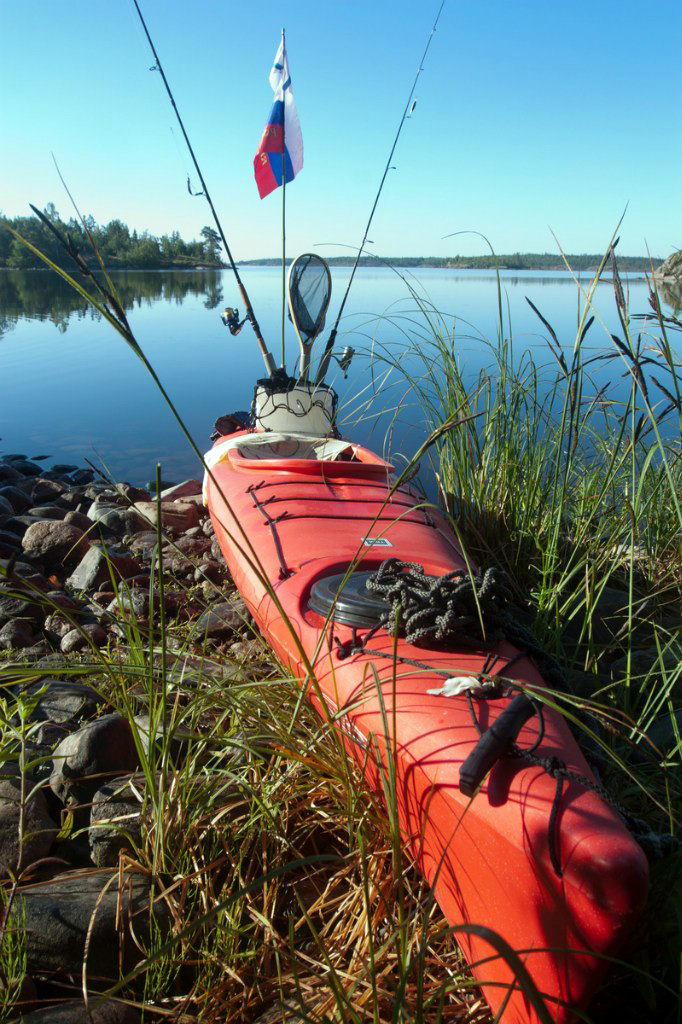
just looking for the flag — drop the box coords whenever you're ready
[254,37,303,199]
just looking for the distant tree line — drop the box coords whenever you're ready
[0,268,224,336]
[0,204,225,270]
[242,253,662,271]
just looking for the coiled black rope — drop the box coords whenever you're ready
[365,558,567,691]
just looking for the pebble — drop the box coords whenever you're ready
[59,623,108,653]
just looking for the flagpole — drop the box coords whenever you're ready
[280,27,286,370]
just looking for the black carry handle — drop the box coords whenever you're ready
[459,694,537,797]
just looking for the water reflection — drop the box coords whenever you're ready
[0,269,223,335]
[657,277,682,315]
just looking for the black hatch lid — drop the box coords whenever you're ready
[309,571,391,628]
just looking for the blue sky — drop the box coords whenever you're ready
[1,0,680,260]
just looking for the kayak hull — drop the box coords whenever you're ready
[206,428,648,1024]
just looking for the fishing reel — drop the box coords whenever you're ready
[330,346,355,377]
[220,306,248,336]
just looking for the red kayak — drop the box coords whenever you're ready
[205,390,648,1024]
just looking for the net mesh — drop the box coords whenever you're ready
[288,254,331,343]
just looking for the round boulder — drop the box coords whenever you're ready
[22,521,89,570]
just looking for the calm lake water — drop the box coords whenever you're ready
[0,266,667,486]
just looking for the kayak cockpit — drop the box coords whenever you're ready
[205,430,394,482]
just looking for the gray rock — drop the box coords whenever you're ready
[0,526,22,548]
[0,485,32,512]
[106,590,149,618]
[116,483,151,502]
[30,477,65,503]
[96,508,148,536]
[17,998,141,1023]
[45,588,80,610]
[163,555,195,578]
[90,774,147,867]
[0,462,23,485]
[2,514,44,536]
[132,500,199,534]
[230,637,267,662]
[0,592,44,626]
[5,459,42,477]
[13,869,171,978]
[63,508,93,531]
[202,517,214,537]
[192,596,248,640]
[50,714,140,804]
[52,463,80,474]
[66,546,141,592]
[194,560,226,585]
[21,521,89,570]
[27,505,69,520]
[58,489,89,510]
[0,494,14,516]
[172,534,212,557]
[44,612,76,642]
[0,776,57,874]
[33,719,73,749]
[27,679,104,724]
[34,652,69,670]
[70,468,95,484]
[611,644,681,683]
[60,623,108,653]
[0,618,36,650]
[159,478,202,500]
[127,531,159,558]
[0,557,44,579]
[86,495,119,519]
[84,484,113,501]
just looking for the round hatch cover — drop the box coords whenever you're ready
[309,571,390,628]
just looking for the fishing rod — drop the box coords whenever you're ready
[315,0,446,385]
[132,0,277,377]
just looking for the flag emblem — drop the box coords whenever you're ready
[254,38,303,199]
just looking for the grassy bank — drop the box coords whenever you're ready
[1,226,681,1022]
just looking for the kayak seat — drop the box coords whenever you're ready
[234,436,357,461]
[203,432,393,501]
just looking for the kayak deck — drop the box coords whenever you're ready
[206,429,648,1024]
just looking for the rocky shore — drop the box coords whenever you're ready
[0,453,273,1023]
